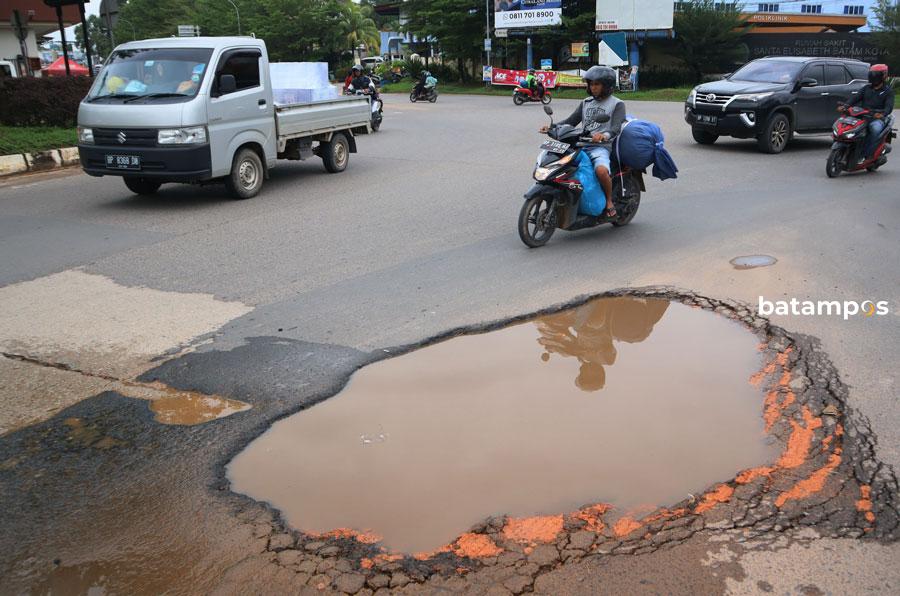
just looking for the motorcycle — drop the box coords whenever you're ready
[346,83,383,132]
[826,104,895,178]
[518,106,644,248]
[409,85,438,103]
[513,84,551,106]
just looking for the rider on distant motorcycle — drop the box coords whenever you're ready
[845,64,894,161]
[524,68,544,99]
[539,66,624,218]
[349,64,379,100]
[414,70,431,98]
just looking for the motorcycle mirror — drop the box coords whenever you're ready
[543,105,553,116]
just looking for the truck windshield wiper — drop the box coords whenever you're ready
[122,93,189,103]
[87,93,137,102]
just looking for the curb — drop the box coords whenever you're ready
[0,147,79,177]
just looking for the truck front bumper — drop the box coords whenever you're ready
[78,144,213,181]
[684,105,761,139]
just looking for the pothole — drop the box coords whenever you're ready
[730,255,777,270]
[228,296,778,553]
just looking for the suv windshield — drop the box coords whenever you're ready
[88,48,213,101]
[730,60,803,84]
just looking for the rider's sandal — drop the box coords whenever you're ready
[605,206,618,219]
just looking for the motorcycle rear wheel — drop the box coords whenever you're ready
[826,148,843,178]
[409,92,417,103]
[429,92,438,103]
[513,93,525,106]
[612,178,641,227]
[518,195,557,248]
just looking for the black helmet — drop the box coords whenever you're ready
[869,63,888,86]
[583,65,616,98]
[528,68,535,74]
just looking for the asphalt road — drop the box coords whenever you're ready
[1,93,898,594]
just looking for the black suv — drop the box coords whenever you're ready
[684,56,869,153]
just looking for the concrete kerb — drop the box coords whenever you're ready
[0,147,79,177]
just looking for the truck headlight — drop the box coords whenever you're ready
[77,127,94,144]
[733,92,773,103]
[158,126,207,145]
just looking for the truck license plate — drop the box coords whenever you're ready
[106,154,141,170]
[698,115,717,125]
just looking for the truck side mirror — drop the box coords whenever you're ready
[799,77,818,88]
[218,74,237,95]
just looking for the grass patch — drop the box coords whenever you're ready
[381,81,691,102]
[0,126,77,155]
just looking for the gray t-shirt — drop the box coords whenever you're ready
[558,95,625,149]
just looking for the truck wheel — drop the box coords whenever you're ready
[691,128,718,145]
[322,133,349,173]
[225,148,264,199]
[758,113,791,154]
[123,177,162,195]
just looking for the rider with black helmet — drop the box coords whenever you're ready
[540,65,625,218]
[846,64,894,160]
[414,70,431,98]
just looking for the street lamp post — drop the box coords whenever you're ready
[224,0,241,35]
[485,0,491,86]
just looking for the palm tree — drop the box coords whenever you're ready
[344,2,381,57]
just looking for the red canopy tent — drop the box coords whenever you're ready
[43,56,89,77]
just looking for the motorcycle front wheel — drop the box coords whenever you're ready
[541,94,552,105]
[518,195,557,248]
[826,148,844,178]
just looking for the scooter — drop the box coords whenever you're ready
[517,106,644,248]
[409,85,438,103]
[346,84,383,132]
[826,104,895,177]
[513,85,551,106]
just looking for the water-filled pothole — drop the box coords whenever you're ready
[730,255,777,270]
[228,297,778,553]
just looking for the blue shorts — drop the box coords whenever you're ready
[584,146,611,171]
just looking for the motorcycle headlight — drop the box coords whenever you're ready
[77,127,94,144]
[733,92,773,103]
[158,126,207,145]
[845,132,856,139]
[534,166,556,181]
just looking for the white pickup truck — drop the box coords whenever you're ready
[77,37,372,198]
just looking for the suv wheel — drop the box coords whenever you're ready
[691,128,718,145]
[758,113,791,154]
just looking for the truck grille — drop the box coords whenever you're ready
[695,93,733,109]
[93,128,158,147]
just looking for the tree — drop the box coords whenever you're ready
[671,0,753,83]
[403,0,483,81]
[343,2,381,56]
[74,14,113,61]
[871,0,900,73]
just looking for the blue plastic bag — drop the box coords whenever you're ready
[616,120,679,181]
[574,151,606,216]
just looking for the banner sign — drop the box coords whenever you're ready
[540,59,552,70]
[596,0,674,31]
[495,0,562,28]
[743,33,888,62]
[555,72,584,87]
[491,67,558,88]
[483,65,493,82]
[571,42,589,57]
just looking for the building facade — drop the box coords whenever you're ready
[0,0,81,76]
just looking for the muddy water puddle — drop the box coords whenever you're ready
[228,297,778,553]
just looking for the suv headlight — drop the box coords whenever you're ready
[687,87,697,107]
[77,127,94,144]
[158,126,207,145]
[733,92,773,103]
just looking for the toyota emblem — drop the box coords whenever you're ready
[117,131,127,144]
[706,94,717,102]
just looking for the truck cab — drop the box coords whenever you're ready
[77,37,371,198]
[684,56,869,154]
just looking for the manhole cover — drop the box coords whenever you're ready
[228,297,777,553]
[730,255,777,270]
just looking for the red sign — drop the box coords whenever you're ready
[491,68,558,89]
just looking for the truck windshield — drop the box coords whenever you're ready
[730,61,803,84]
[87,48,213,101]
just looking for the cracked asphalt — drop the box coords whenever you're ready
[1,94,899,594]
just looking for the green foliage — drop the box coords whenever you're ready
[74,14,113,61]
[406,56,426,79]
[872,0,900,72]
[0,77,93,127]
[0,126,77,154]
[402,0,483,81]
[672,0,753,83]
[114,0,380,68]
